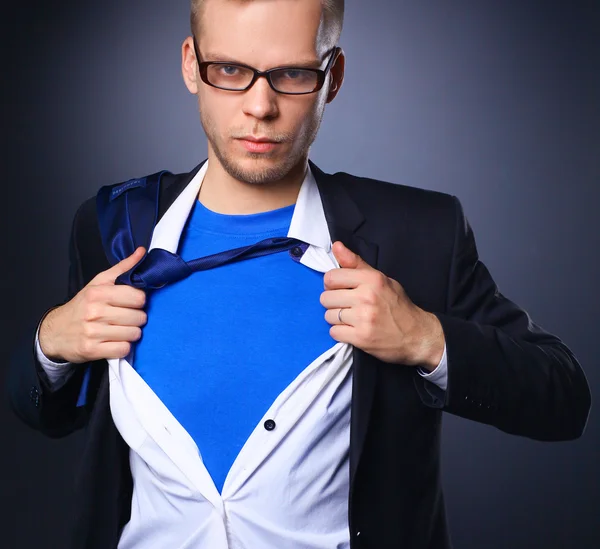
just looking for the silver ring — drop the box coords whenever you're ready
[338,308,344,324]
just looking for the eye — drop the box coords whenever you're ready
[219,65,240,76]
[282,69,303,79]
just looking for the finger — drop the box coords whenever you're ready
[324,268,366,290]
[81,299,146,325]
[105,306,148,328]
[329,324,355,344]
[93,341,133,361]
[103,285,147,309]
[324,307,356,327]
[91,324,143,343]
[320,289,357,309]
[331,241,373,270]
[92,247,146,285]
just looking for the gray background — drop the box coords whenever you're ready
[1,1,598,548]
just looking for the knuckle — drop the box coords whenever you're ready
[372,272,387,289]
[361,307,377,324]
[81,322,96,338]
[85,286,103,303]
[363,288,377,306]
[83,305,100,322]
[367,307,378,323]
[79,340,94,358]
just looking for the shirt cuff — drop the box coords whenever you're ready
[416,343,448,391]
[34,323,75,391]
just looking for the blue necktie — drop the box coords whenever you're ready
[117,237,307,290]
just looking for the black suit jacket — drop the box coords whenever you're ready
[7,161,591,549]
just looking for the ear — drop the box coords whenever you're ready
[326,47,345,103]
[181,36,200,95]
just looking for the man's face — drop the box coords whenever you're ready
[182,0,344,185]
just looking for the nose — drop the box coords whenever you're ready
[241,75,279,120]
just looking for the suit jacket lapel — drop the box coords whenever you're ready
[310,161,379,486]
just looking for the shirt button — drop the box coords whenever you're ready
[264,419,276,431]
[290,246,303,258]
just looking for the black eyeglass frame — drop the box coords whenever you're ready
[192,37,340,95]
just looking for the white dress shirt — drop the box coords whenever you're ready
[37,162,447,548]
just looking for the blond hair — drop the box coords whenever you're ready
[190,0,344,45]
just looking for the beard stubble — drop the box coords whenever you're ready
[199,106,325,186]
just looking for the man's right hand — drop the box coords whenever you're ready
[39,247,148,364]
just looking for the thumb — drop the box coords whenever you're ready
[332,241,371,269]
[93,246,146,285]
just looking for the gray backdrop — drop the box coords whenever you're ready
[1,1,598,548]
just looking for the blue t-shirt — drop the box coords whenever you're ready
[132,198,336,492]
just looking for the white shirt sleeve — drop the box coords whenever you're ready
[416,343,448,391]
[34,322,76,391]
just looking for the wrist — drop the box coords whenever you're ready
[39,307,66,362]
[413,311,445,372]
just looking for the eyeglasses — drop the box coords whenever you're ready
[192,37,340,95]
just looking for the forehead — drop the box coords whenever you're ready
[198,0,329,67]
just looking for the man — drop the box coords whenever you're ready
[7,0,591,548]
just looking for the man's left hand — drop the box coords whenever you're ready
[321,241,445,371]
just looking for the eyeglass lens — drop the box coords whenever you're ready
[206,65,319,93]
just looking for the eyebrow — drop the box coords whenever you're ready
[202,52,323,69]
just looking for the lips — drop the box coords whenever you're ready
[237,136,280,153]
[240,136,278,143]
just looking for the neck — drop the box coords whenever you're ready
[198,151,307,215]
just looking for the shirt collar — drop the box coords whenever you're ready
[149,160,332,254]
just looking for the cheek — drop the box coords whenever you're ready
[288,97,323,133]
[199,91,235,129]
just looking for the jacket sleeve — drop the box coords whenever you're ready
[413,195,592,441]
[6,202,106,438]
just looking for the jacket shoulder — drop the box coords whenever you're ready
[328,169,460,226]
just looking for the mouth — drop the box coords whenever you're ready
[236,136,281,154]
